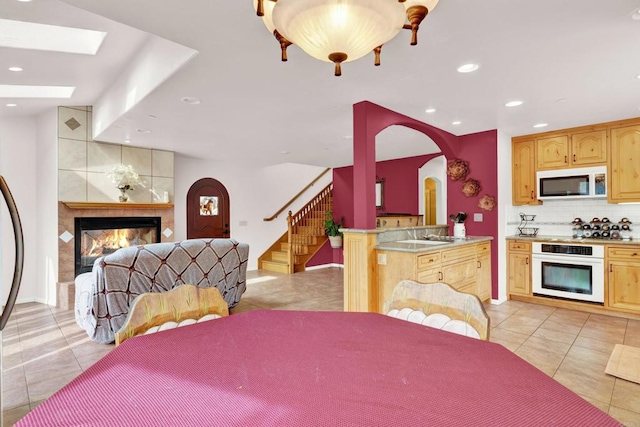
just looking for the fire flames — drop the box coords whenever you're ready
[85,229,133,258]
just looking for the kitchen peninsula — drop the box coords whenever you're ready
[342,225,492,313]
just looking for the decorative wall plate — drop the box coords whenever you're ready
[478,194,495,211]
[461,178,481,197]
[446,159,469,181]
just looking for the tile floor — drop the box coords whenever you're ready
[3,267,640,426]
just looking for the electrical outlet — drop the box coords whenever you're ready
[377,254,387,265]
[474,213,483,222]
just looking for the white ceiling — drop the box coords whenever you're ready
[2,0,640,168]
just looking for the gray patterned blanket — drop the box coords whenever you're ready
[75,238,249,344]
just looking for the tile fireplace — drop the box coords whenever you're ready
[74,216,161,276]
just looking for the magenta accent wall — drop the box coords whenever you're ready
[448,130,499,297]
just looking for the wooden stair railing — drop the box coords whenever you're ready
[286,183,333,273]
[263,168,331,222]
[258,183,333,274]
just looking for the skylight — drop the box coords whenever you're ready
[0,85,75,98]
[0,18,106,55]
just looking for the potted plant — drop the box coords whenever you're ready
[325,211,343,249]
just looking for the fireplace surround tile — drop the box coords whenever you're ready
[122,146,152,176]
[59,170,87,202]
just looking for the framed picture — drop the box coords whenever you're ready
[199,196,219,216]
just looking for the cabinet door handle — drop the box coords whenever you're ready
[477,260,481,268]
[438,272,443,281]
[530,190,534,200]
[610,264,613,273]
[573,154,576,162]
[564,155,568,164]
[526,257,529,265]
[633,253,638,257]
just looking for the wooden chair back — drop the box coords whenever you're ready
[115,284,229,346]
[383,280,490,340]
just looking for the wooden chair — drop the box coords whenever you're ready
[383,280,490,340]
[115,284,229,346]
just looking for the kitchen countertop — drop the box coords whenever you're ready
[507,235,638,245]
[376,236,493,253]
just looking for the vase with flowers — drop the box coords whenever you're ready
[107,164,143,202]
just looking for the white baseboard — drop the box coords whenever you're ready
[490,297,508,305]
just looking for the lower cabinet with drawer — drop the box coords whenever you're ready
[376,241,491,313]
[507,240,531,297]
[607,245,640,312]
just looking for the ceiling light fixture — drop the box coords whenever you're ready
[425,108,436,113]
[136,128,152,134]
[505,100,523,107]
[632,8,640,20]
[457,63,479,73]
[533,123,548,128]
[254,0,439,76]
[6,103,17,107]
[8,67,23,72]
[452,120,461,125]
[181,96,201,104]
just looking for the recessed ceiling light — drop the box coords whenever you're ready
[632,8,640,20]
[0,84,74,98]
[124,139,131,144]
[0,18,106,55]
[556,98,567,103]
[342,135,353,140]
[17,0,33,2]
[181,96,201,105]
[457,63,479,73]
[452,120,461,125]
[280,151,290,155]
[147,114,157,119]
[8,67,23,72]
[6,103,17,107]
[425,108,436,113]
[136,128,152,134]
[505,100,523,107]
[533,123,548,128]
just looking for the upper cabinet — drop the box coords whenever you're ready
[512,139,538,206]
[537,131,606,170]
[610,124,640,203]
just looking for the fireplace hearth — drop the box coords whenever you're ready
[74,217,161,276]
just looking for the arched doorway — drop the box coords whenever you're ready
[186,178,230,239]
[423,178,437,225]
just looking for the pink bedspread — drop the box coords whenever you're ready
[17,310,620,426]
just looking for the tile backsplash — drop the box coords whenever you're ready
[507,198,640,239]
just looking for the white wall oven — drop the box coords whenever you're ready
[532,242,604,304]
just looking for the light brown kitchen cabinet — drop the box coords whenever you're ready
[607,246,640,312]
[537,135,570,170]
[571,130,607,166]
[536,131,606,170]
[476,242,492,302]
[609,124,640,203]
[512,139,538,205]
[507,240,531,297]
[376,241,491,312]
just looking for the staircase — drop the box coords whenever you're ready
[259,184,332,274]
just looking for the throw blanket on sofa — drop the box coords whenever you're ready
[75,238,249,344]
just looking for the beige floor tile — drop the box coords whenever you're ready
[489,328,529,351]
[2,386,29,411]
[26,372,79,403]
[608,406,640,427]
[514,345,565,376]
[521,335,572,356]
[2,404,31,427]
[494,315,543,335]
[611,378,640,414]
[23,349,82,386]
[531,325,578,344]
[2,365,26,393]
[554,355,616,403]
[573,335,619,355]
[539,317,584,336]
[566,344,611,368]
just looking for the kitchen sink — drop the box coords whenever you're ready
[396,239,449,245]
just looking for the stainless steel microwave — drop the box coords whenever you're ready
[536,166,606,200]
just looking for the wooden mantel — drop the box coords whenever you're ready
[62,202,174,210]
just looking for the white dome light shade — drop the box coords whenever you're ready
[272,0,405,65]
[402,0,440,11]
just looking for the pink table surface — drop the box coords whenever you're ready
[17,310,620,426]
